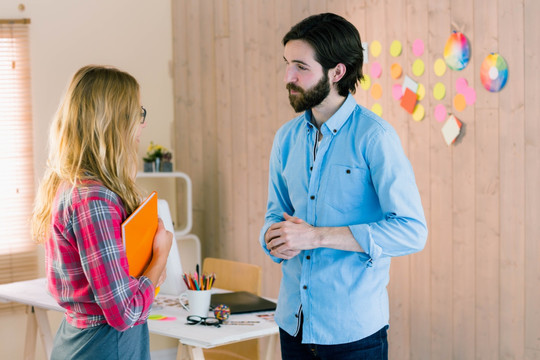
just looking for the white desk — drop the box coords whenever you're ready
[0,278,278,360]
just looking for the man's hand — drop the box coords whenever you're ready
[264,213,320,259]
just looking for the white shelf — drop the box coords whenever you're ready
[136,171,192,236]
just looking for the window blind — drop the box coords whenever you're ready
[0,20,37,313]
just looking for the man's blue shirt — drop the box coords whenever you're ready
[260,94,427,344]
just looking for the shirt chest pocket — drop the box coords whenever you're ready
[322,164,374,213]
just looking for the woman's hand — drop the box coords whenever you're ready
[153,218,173,259]
[143,218,173,287]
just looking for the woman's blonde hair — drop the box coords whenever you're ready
[32,65,143,243]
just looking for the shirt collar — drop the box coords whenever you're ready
[303,93,357,135]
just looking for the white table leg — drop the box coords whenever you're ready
[265,333,278,360]
[23,306,38,360]
[34,307,53,358]
[177,342,205,360]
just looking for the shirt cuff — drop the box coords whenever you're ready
[348,224,383,263]
[138,275,155,318]
[260,223,284,264]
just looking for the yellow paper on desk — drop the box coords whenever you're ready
[121,191,160,295]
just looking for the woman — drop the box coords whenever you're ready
[31,65,172,360]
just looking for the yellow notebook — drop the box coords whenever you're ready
[121,191,159,294]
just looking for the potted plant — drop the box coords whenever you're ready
[143,141,167,172]
[161,151,173,172]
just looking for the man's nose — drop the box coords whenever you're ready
[284,66,297,84]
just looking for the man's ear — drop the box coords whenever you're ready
[331,63,347,83]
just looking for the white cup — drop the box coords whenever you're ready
[180,290,212,317]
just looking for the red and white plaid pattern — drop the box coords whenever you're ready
[45,181,155,331]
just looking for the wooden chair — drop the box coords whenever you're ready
[202,257,262,360]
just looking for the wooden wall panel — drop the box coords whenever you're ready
[171,0,540,358]
[427,0,454,357]
[524,0,540,355]
[406,0,431,358]
[384,2,410,358]
[451,0,476,358]
[499,0,526,359]
[473,0,500,358]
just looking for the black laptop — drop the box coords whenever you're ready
[210,291,276,314]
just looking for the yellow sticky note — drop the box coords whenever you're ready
[370,41,382,58]
[434,58,447,77]
[417,83,426,100]
[360,74,371,90]
[433,82,446,100]
[390,40,402,57]
[412,104,425,122]
[371,103,383,116]
[412,59,425,77]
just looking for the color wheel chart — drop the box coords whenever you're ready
[480,53,508,92]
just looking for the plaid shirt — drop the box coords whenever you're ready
[45,181,155,331]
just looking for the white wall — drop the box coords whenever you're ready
[2,0,175,176]
[1,1,177,358]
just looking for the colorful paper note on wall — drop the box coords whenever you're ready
[370,62,382,79]
[434,104,447,122]
[362,42,369,64]
[370,41,382,58]
[412,39,424,57]
[441,115,462,145]
[400,88,417,114]
[390,40,402,57]
[391,63,402,79]
[402,75,418,94]
[434,58,447,77]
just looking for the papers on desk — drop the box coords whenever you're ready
[150,293,278,348]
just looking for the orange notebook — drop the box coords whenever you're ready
[121,191,159,294]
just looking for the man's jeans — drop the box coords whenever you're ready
[280,324,389,360]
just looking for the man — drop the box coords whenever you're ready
[260,13,427,360]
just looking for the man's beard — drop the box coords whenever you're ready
[286,72,330,113]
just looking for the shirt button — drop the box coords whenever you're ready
[333,129,337,133]
[310,166,313,171]
[310,195,315,200]
[346,169,351,174]
[306,255,311,260]
[303,285,308,290]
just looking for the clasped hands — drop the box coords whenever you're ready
[264,213,320,260]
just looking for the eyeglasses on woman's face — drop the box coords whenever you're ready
[140,106,147,124]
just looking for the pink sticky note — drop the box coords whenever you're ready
[412,39,424,57]
[160,317,177,321]
[392,84,403,100]
[434,104,447,122]
[456,77,468,94]
[463,86,477,105]
[370,62,382,79]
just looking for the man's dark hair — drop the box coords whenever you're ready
[282,13,364,97]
